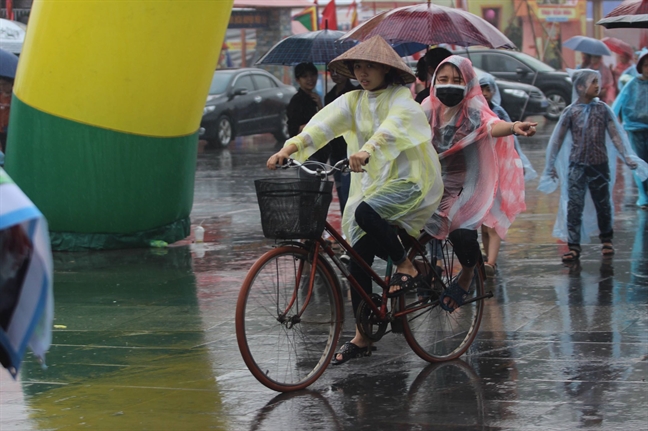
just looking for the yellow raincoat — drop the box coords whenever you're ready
[285,85,443,245]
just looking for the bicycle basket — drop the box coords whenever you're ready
[255,178,333,240]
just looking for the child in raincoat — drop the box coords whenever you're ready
[538,69,648,263]
[421,56,536,312]
[612,48,648,210]
[478,72,537,277]
[266,36,444,365]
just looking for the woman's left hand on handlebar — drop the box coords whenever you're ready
[267,149,292,170]
[348,151,370,172]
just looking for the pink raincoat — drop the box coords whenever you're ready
[421,55,525,240]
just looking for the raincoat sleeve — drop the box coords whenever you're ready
[538,108,571,193]
[284,92,356,162]
[359,87,431,162]
[603,104,648,180]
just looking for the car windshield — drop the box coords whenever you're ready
[511,52,556,72]
[209,71,236,94]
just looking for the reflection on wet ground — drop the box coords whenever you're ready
[3,126,647,430]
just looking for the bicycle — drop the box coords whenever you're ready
[235,159,493,392]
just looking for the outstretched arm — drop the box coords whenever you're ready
[491,120,538,138]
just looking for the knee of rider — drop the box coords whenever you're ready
[354,202,374,230]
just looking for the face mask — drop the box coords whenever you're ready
[435,84,466,107]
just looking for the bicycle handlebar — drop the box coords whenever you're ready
[279,158,350,179]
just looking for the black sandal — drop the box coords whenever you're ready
[331,341,372,366]
[562,249,580,263]
[439,279,470,313]
[602,243,615,256]
[387,272,428,298]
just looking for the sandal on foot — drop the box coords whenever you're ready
[602,243,615,256]
[439,279,470,313]
[562,249,580,263]
[387,272,428,298]
[331,341,372,366]
[484,263,497,278]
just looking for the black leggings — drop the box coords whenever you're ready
[348,202,407,314]
[448,228,480,268]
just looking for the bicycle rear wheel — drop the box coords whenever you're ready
[401,236,485,362]
[236,245,342,392]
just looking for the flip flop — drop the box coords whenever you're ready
[331,341,372,366]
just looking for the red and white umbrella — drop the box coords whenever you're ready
[597,0,648,29]
[340,3,515,49]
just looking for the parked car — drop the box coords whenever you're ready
[455,49,572,120]
[409,61,547,121]
[200,68,297,148]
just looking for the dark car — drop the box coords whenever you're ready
[474,67,548,121]
[200,68,297,147]
[409,61,547,121]
[455,49,572,120]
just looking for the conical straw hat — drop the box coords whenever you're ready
[329,35,416,84]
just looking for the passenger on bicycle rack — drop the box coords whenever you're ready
[421,55,537,312]
[266,36,444,365]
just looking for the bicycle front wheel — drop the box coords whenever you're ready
[236,246,342,392]
[402,237,485,362]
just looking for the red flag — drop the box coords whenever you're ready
[6,0,14,20]
[321,0,337,30]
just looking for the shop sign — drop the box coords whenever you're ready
[516,0,586,23]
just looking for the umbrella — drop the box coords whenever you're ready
[0,48,19,79]
[597,0,648,29]
[563,36,612,56]
[256,30,357,66]
[602,37,634,57]
[0,18,26,54]
[340,3,516,49]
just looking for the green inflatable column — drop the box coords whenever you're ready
[5,0,234,250]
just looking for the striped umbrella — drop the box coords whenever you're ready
[340,3,515,49]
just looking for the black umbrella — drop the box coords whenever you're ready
[256,30,356,66]
[0,48,18,79]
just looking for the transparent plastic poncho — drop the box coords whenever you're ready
[538,69,648,242]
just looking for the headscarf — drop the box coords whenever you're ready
[422,55,526,239]
[538,68,648,242]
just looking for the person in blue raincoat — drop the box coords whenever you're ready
[0,168,54,376]
[538,69,648,263]
[612,48,648,210]
[478,72,537,276]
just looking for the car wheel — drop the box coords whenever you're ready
[544,90,568,121]
[272,112,290,144]
[213,115,233,148]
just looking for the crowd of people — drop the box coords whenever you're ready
[267,37,648,365]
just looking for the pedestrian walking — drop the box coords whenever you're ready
[421,56,536,311]
[538,69,648,263]
[267,35,444,364]
[478,73,537,277]
[286,62,330,164]
[612,48,648,210]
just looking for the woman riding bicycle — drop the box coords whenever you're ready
[421,55,536,312]
[267,36,444,365]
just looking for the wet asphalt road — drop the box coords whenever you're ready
[2,117,647,430]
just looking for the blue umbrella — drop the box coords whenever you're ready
[256,30,357,66]
[0,48,18,79]
[563,36,612,56]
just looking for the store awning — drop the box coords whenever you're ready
[233,0,313,8]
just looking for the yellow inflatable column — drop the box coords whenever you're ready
[5,0,233,250]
